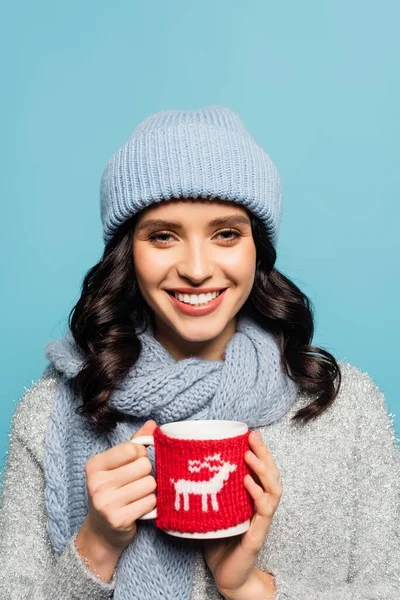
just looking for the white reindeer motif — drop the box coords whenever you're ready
[170,453,237,512]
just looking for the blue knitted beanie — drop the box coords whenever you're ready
[100,105,282,247]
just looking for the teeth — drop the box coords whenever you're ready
[174,290,221,305]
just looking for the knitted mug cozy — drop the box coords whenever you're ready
[142,426,254,534]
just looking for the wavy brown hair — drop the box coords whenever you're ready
[68,197,342,433]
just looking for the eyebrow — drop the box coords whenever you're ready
[135,215,251,233]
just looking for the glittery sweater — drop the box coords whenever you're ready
[0,360,399,600]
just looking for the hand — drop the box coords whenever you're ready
[203,430,282,599]
[82,419,158,553]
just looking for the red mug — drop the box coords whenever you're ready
[131,419,255,539]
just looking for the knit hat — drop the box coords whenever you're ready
[100,105,282,247]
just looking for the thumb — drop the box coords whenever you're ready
[130,419,157,441]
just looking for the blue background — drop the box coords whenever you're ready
[1,0,399,487]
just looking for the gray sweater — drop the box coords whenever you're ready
[0,360,399,599]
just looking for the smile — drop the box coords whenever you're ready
[169,290,223,306]
[166,289,228,316]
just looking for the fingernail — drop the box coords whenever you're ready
[253,430,262,443]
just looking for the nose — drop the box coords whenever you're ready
[175,240,214,283]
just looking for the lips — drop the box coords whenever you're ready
[166,288,228,316]
[166,289,227,296]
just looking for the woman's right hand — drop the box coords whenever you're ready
[82,419,158,554]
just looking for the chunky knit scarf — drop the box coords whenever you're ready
[42,313,300,600]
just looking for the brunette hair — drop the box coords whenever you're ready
[68,197,342,433]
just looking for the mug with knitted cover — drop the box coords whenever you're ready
[131,420,255,539]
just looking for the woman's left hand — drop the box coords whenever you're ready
[203,430,282,599]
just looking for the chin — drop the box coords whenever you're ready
[169,316,233,342]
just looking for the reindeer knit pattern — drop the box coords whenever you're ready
[153,428,254,533]
[42,313,300,600]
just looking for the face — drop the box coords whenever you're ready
[132,199,257,360]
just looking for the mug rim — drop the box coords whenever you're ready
[159,419,248,440]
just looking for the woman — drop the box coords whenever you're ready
[0,105,399,600]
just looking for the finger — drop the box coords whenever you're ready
[245,451,282,496]
[248,432,281,479]
[108,455,154,489]
[88,441,149,472]
[130,420,158,439]
[119,492,157,524]
[117,474,157,507]
[89,420,157,473]
[241,478,276,551]
[89,455,154,496]
[244,472,281,508]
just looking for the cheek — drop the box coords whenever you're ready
[222,245,256,283]
[133,245,168,285]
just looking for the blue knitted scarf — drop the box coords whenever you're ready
[42,313,300,600]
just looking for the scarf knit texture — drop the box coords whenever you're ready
[42,313,300,600]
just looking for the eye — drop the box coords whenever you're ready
[148,231,173,244]
[216,229,241,242]
[147,229,242,245]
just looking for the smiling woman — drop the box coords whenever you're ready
[69,184,341,429]
[2,105,399,600]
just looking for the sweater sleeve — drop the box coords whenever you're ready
[268,373,400,600]
[0,416,116,599]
